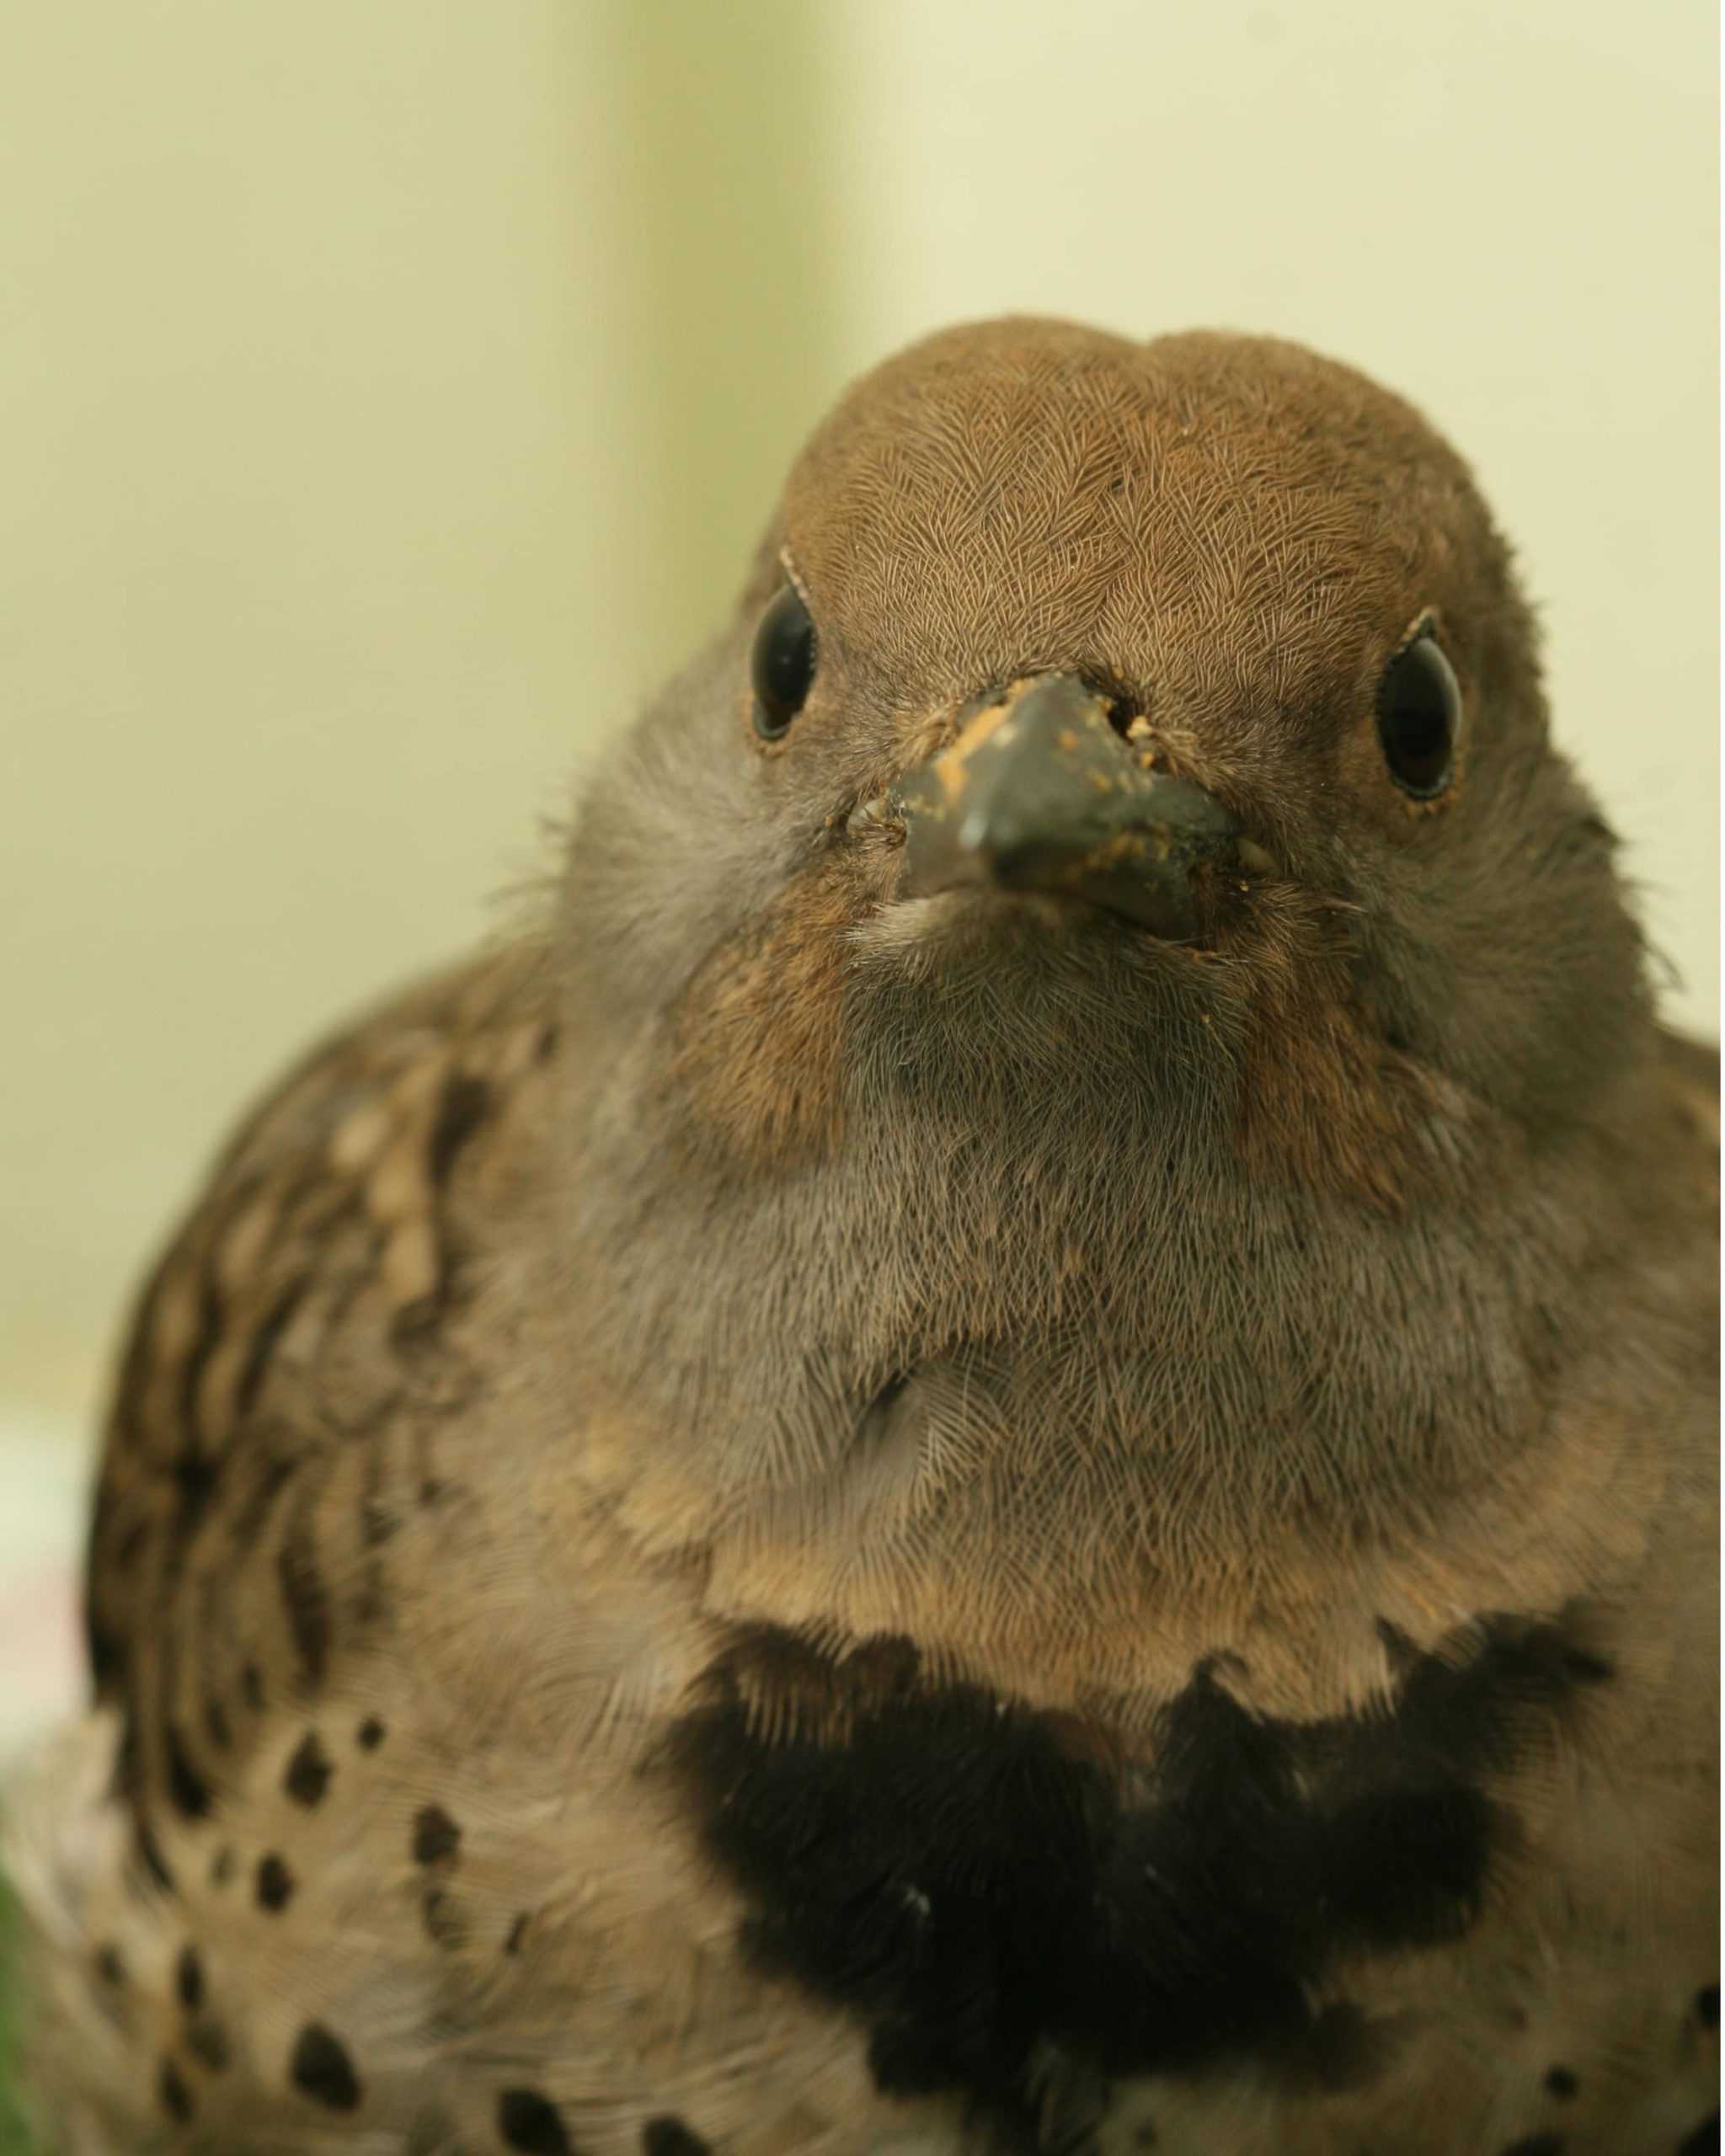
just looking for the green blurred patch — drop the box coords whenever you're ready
[0,1872,36,2156]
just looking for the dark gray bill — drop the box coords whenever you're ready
[890,674,1241,940]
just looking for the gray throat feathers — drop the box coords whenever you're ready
[551,934,1669,1666]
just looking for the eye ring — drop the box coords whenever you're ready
[1375,619,1461,800]
[750,581,817,741]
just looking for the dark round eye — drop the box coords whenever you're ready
[1375,628,1461,799]
[750,581,816,740]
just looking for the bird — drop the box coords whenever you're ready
[4,315,1717,2156]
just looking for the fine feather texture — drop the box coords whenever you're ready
[4,318,1717,2156]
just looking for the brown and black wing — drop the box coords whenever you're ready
[85,942,553,1875]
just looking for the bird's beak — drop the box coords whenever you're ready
[888,674,1242,941]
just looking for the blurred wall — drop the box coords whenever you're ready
[1,0,1716,1424]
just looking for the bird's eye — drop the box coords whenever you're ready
[1375,627,1461,799]
[750,581,817,740]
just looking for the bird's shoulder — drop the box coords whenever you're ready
[1659,1024,1721,1177]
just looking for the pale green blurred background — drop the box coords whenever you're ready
[0,0,1717,1760]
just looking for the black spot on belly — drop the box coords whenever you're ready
[1697,1984,1720,2030]
[256,1854,295,1910]
[1544,2066,1578,2100]
[1501,2136,1563,2156]
[174,1945,203,2012]
[497,2086,570,2153]
[94,1944,126,1988]
[291,2023,361,2111]
[665,1608,1609,2124]
[413,1803,462,1865]
[643,2118,710,2156]
[356,1715,387,1750]
[1680,2115,1720,2156]
[285,1731,333,1806]
[158,2057,194,2121]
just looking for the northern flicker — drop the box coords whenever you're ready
[7,318,1718,2156]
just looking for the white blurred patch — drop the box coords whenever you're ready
[0,1406,94,1765]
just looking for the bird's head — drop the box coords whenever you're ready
[566,317,1648,1204]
